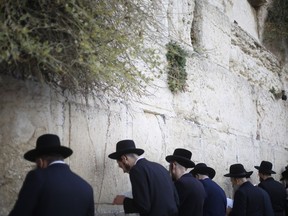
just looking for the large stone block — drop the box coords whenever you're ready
[192,0,231,68]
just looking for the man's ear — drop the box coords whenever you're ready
[171,162,177,169]
[36,158,44,168]
[120,155,128,161]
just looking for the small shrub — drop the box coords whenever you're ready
[166,42,188,93]
[0,0,160,98]
[263,0,288,63]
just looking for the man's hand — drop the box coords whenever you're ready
[113,195,125,205]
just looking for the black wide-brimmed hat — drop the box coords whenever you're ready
[246,170,253,178]
[166,148,195,168]
[108,139,144,160]
[254,161,276,174]
[280,166,288,181]
[224,163,253,178]
[190,163,216,179]
[24,134,73,162]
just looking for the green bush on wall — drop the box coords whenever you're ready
[265,0,288,39]
[166,42,188,93]
[263,0,288,63]
[0,0,160,98]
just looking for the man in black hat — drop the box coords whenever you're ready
[224,163,274,216]
[191,163,227,216]
[255,161,286,216]
[9,134,95,216]
[166,148,206,216]
[108,139,178,216]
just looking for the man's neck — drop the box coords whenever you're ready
[237,178,247,186]
[176,168,189,180]
[198,174,209,180]
[261,174,272,181]
[134,156,144,165]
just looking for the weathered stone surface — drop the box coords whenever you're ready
[192,0,231,68]
[1,0,288,216]
[231,0,259,40]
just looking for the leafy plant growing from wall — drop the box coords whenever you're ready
[263,0,288,64]
[0,0,160,98]
[166,42,188,93]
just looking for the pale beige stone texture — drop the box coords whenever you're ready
[1,0,288,215]
[192,0,231,68]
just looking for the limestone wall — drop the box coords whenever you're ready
[1,0,288,215]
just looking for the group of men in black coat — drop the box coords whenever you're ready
[109,142,227,216]
[109,140,287,216]
[223,161,287,216]
[8,135,288,216]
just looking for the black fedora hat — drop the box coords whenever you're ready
[254,161,276,174]
[108,139,144,160]
[280,166,288,181]
[246,171,253,178]
[24,134,73,162]
[224,163,253,178]
[190,163,216,179]
[166,148,195,168]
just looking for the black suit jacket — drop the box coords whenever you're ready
[258,177,286,216]
[230,181,274,216]
[9,163,95,216]
[200,178,227,216]
[123,158,178,216]
[175,173,206,216]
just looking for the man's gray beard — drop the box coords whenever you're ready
[171,173,177,182]
[123,163,131,173]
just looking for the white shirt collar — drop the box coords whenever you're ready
[135,156,144,165]
[49,160,66,166]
